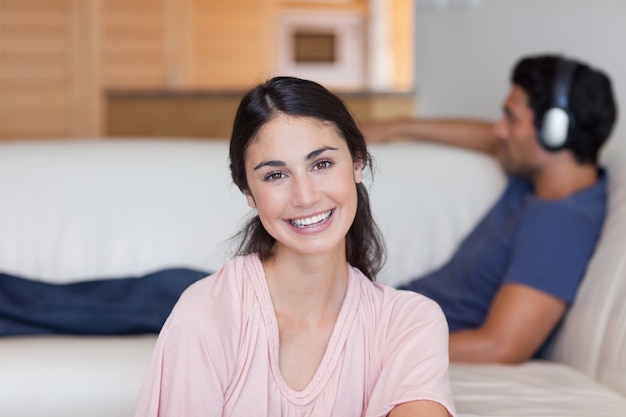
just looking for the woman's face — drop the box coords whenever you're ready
[243,114,363,259]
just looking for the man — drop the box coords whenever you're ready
[362,54,617,364]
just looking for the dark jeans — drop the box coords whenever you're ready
[0,268,208,336]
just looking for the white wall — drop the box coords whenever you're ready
[414,0,626,158]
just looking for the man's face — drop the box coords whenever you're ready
[493,85,548,177]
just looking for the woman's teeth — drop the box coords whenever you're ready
[290,210,332,228]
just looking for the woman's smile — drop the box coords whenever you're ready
[288,209,334,229]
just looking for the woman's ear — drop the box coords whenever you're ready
[353,159,364,184]
[244,191,257,209]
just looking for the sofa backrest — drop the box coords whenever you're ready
[545,148,626,396]
[0,140,250,283]
[366,141,505,286]
[0,139,504,287]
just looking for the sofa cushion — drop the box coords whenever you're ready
[451,361,626,417]
[0,335,156,417]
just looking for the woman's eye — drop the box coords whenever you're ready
[265,172,284,181]
[313,160,332,170]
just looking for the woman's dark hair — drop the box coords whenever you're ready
[228,76,385,280]
[512,54,617,164]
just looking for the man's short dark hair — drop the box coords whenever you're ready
[512,54,617,164]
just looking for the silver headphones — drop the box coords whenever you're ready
[538,59,580,151]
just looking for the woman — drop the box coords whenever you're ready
[134,77,457,417]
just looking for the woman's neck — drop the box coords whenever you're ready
[262,247,349,323]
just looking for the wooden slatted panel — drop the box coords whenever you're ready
[390,0,413,91]
[189,0,275,89]
[101,0,168,89]
[0,0,78,138]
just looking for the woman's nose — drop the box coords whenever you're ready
[291,175,319,208]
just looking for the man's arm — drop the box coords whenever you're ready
[359,117,500,155]
[448,283,567,363]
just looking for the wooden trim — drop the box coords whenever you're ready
[72,0,102,136]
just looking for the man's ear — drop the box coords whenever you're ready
[244,191,257,209]
[353,159,364,184]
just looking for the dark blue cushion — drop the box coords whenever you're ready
[0,268,208,336]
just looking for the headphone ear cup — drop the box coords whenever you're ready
[540,107,570,150]
[539,58,579,152]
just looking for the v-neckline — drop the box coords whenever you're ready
[246,254,360,405]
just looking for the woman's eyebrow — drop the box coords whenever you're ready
[253,160,284,171]
[253,146,339,171]
[306,146,338,161]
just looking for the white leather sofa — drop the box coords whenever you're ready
[0,139,624,417]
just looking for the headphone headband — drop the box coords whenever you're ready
[553,59,578,109]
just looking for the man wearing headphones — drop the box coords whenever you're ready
[362,54,618,364]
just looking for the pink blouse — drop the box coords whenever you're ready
[134,254,457,417]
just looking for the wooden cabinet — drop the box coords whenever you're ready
[0,0,99,139]
[101,0,170,89]
[102,0,279,90]
[0,0,413,140]
[106,89,415,139]
[0,0,279,139]
[185,0,276,90]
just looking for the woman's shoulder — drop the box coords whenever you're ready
[173,254,262,317]
[349,268,449,364]
[187,254,259,287]
[349,266,445,321]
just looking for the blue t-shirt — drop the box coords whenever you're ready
[400,170,608,355]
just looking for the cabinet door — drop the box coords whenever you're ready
[101,0,276,90]
[0,0,99,139]
[101,0,170,89]
[186,0,275,89]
